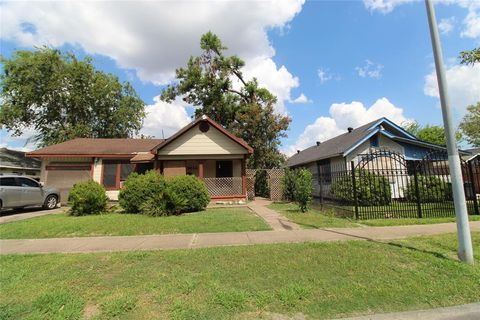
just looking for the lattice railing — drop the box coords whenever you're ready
[204,177,243,197]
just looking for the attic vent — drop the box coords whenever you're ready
[199,121,210,133]
[316,141,321,146]
[347,127,354,133]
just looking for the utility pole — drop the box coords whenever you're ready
[425,0,474,264]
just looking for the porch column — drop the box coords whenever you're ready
[242,156,247,196]
[198,160,204,179]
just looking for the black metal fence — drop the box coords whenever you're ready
[313,149,480,220]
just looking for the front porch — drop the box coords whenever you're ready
[154,158,247,200]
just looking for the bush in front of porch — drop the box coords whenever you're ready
[119,171,210,216]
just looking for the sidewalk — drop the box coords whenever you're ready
[2,221,479,254]
[248,198,301,231]
[339,302,480,320]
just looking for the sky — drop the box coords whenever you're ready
[1,0,479,155]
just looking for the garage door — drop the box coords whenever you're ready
[46,164,92,203]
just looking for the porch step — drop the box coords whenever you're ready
[208,199,247,208]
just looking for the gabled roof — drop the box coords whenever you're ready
[151,115,253,154]
[0,148,41,170]
[286,117,461,167]
[27,138,165,157]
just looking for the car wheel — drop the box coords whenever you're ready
[44,195,58,210]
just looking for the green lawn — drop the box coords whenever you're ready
[270,202,480,229]
[268,202,360,228]
[1,233,479,319]
[0,208,270,239]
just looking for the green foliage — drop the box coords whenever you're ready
[120,172,209,215]
[405,175,452,203]
[0,47,145,147]
[161,32,290,169]
[403,121,461,146]
[459,47,480,65]
[68,180,108,216]
[254,170,270,198]
[331,170,391,206]
[460,102,480,147]
[281,168,297,201]
[118,171,167,213]
[166,175,210,213]
[294,169,313,213]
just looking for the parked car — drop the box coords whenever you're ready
[0,175,60,210]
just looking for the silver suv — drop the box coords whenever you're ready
[0,175,60,211]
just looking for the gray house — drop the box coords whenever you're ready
[287,117,468,199]
[0,148,41,179]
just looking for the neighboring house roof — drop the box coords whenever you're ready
[286,117,466,167]
[0,147,41,170]
[27,138,165,157]
[152,115,253,154]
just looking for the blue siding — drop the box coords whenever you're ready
[400,142,433,160]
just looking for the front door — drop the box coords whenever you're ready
[216,160,233,178]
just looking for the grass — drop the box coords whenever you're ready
[269,202,480,229]
[268,202,360,228]
[0,208,270,239]
[1,233,479,319]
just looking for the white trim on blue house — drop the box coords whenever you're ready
[366,117,417,140]
[343,127,381,157]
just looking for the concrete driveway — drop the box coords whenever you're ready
[0,206,66,224]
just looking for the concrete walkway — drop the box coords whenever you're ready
[339,302,480,320]
[0,207,65,224]
[2,221,479,255]
[248,198,301,231]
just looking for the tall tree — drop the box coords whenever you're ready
[402,121,461,146]
[0,47,145,147]
[161,32,290,168]
[460,102,480,147]
[459,47,480,65]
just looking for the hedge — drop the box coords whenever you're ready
[68,180,108,216]
[331,170,391,206]
[118,171,167,213]
[404,175,452,203]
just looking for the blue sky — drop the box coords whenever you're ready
[1,0,479,154]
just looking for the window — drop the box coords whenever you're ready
[17,178,39,188]
[317,159,332,183]
[370,135,379,148]
[0,177,18,187]
[102,160,135,189]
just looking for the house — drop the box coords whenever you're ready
[27,116,252,203]
[286,117,469,200]
[0,147,41,179]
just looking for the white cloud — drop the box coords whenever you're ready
[291,93,312,104]
[317,67,341,84]
[355,60,383,79]
[424,63,480,115]
[284,97,408,156]
[1,1,304,113]
[364,0,480,39]
[438,16,456,34]
[0,127,38,152]
[140,96,191,139]
[241,57,300,113]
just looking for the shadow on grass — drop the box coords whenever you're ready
[320,228,453,262]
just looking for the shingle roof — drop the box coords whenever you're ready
[286,119,380,167]
[27,138,165,156]
[0,148,41,169]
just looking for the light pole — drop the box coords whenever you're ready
[425,0,474,264]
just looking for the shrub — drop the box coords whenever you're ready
[404,175,452,203]
[68,180,108,216]
[118,170,167,213]
[166,175,210,213]
[331,170,391,206]
[255,170,270,198]
[294,168,313,212]
[282,168,297,201]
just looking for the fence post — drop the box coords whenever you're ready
[350,161,359,220]
[468,161,479,215]
[412,164,423,218]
